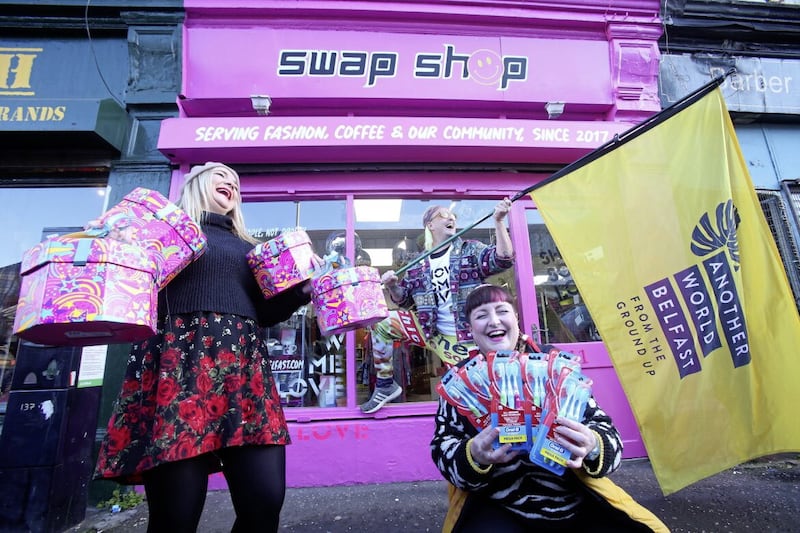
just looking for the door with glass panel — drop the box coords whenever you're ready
[241,200,349,411]
[353,198,516,407]
[526,209,601,345]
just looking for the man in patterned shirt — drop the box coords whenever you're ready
[360,199,514,414]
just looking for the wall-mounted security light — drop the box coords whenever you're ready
[545,101,565,119]
[251,95,272,116]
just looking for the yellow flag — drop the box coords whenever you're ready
[529,86,800,495]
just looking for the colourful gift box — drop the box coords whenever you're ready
[97,187,206,288]
[311,266,388,336]
[13,236,160,347]
[247,231,315,300]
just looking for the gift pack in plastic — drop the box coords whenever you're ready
[247,230,316,300]
[13,236,161,346]
[437,347,592,475]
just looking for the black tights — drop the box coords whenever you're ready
[143,445,286,533]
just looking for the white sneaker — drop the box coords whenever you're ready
[360,382,402,414]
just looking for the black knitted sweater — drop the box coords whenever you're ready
[157,212,310,327]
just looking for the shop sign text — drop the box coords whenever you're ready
[278,44,527,90]
[0,47,68,124]
[189,121,618,147]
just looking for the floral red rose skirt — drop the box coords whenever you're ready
[94,311,290,485]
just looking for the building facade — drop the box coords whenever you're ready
[658,0,800,306]
[0,0,183,523]
[158,0,663,489]
[3,0,799,503]
[0,0,683,494]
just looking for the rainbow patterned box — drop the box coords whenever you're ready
[311,266,388,336]
[97,187,206,288]
[13,236,160,347]
[247,231,315,299]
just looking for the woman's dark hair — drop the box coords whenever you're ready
[465,284,517,320]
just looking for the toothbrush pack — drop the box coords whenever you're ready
[486,350,532,452]
[520,350,547,430]
[437,365,492,430]
[529,350,593,475]
[437,346,594,475]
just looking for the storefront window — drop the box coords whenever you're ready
[353,198,516,406]
[1,186,107,415]
[242,200,348,409]
[527,210,601,344]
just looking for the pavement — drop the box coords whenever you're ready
[70,454,800,533]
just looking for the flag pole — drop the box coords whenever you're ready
[392,68,736,277]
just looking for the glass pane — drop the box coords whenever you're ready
[1,186,107,416]
[354,198,516,406]
[1,187,108,271]
[242,200,348,409]
[526,209,601,344]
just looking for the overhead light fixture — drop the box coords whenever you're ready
[251,95,272,116]
[354,199,403,222]
[545,101,565,119]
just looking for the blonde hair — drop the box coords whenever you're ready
[422,205,444,251]
[178,163,257,245]
[424,227,434,251]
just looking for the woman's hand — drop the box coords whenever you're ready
[85,219,101,231]
[469,426,519,466]
[299,254,326,296]
[85,219,134,243]
[553,417,599,469]
[309,253,325,271]
[380,270,404,302]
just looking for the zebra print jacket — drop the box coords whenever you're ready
[430,349,624,524]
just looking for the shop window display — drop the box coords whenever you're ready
[527,210,601,344]
[261,306,347,408]
[243,200,349,409]
[2,193,518,415]
[353,198,516,407]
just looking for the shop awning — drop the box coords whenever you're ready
[0,97,130,154]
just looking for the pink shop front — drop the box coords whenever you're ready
[158,0,663,489]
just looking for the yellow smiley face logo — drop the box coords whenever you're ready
[467,49,504,86]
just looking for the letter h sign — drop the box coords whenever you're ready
[0,48,40,96]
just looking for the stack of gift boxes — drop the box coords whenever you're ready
[13,187,390,349]
[247,242,388,337]
[437,347,593,475]
[13,188,207,347]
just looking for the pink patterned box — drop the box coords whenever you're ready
[247,231,315,300]
[13,236,160,347]
[97,187,206,288]
[311,266,388,336]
